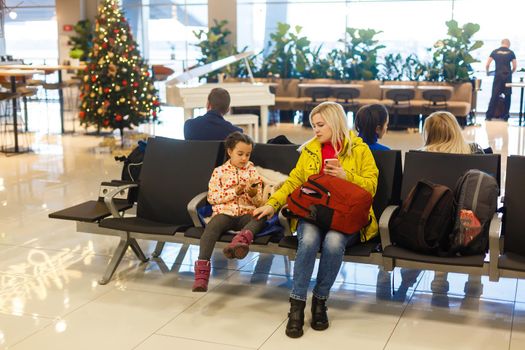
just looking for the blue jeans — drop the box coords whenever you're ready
[290,220,359,301]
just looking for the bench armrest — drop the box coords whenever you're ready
[103,183,139,218]
[378,205,399,249]
[488,212,502,281]
[187,192,208,227]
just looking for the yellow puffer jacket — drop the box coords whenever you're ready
[266,131,379,242]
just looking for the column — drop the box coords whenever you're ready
[207,0,236,49]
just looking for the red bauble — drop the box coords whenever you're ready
[104,87,110,94]
[152,111,157,117]
[113,29,119,34]
[122,80,128,86]
[91,76,97,82]
[102,42,108,49]
[115,114,123,122]
[79,111,85,119]
[103,119,110,126]
[132,82,139,87]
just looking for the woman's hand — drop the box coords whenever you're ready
[324,163,347,180]
[253,205,275,220]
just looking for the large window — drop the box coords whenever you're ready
[4,0,58,64]
[121,0,207,72]
[237,0,525,113]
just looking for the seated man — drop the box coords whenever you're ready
[184,87,242,140]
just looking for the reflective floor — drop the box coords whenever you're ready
[1,103,525,349]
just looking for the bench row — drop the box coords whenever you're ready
[49,137,525,286]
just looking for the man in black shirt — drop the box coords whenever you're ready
[184,88,242,140]
[485,39,517,120]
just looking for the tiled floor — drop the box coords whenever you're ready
[1,103,525,349]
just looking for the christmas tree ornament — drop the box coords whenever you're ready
[108,63,117,77]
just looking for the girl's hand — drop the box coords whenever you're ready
[247,180,260,197]
[253,205,275,220]
[324,164,347,180]
[235,184,246,195]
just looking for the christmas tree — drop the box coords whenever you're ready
[78,0,160,136]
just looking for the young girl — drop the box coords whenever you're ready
[193,132,266,292]
[354,104,391,151]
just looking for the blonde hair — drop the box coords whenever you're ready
[306,102,351,155]
[422,111,471,154]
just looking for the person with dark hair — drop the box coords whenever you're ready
[184,88,242,140]
[486,39,517,121]
[354,104,390,151]
[193,132,266,292]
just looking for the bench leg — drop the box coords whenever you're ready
[99,238,129,285]
[129,238,149,262]
[173,243,190,267]
[152,241,166,258]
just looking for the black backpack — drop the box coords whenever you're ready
[114,140,147,202]
[391,180,454,254]
[447,169,499,256]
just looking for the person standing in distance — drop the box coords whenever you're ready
[485,38,517,121]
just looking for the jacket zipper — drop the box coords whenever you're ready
[236,168,240,215]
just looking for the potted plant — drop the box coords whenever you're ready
[68,19,93,64]
[427,20,483,82]
[193,19,256,81]
[338,28,385,81]
[258,22,313,79]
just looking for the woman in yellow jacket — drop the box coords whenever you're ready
[254,102,378,338]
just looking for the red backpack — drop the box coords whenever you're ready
[286,174,373,235]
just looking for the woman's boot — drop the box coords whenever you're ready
[286,297,306,338]
[311,296,329,330]
[192,260,211,292]
[223,229,254,259]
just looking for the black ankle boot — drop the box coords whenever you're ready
[286,298,306,338]
[311,296,329,331]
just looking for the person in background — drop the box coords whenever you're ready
[184,88,242,140]
[421,111,484,154]
[354,104,391,151]
[485,38,517,121]
[253,102,378,338]
[192,132,265,292]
